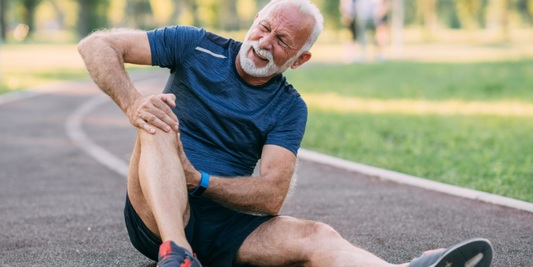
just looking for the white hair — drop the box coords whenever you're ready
[257,0,324,53]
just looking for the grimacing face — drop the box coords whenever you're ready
[238,4,313,78]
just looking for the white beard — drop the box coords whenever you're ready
[239,40,298,78]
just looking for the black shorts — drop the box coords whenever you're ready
[124,194,275,266]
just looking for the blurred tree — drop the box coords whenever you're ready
[237,0,256,29]
[108,0,127,27]
[1,0,6,39]
[171,0,184,25]
[197,0,219,29]
[454,0,483,29]
[403,0,419,26]
[78,0,110,37]
[437,0,462,29]
[418,0,436,39]
[499,0,510,39]
[184,0,200,26]
[529,0,533,18]
[126,0,154,30]
[49,0,65,29]
[17,0,43,35]
[319,0,341,30]
[219,0,239,30]
[255,0,269,13]
[516,0,533,24]
[149,0,174,27]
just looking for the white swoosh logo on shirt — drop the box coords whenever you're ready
[195,47,227,59]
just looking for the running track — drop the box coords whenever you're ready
[0,70,531,266]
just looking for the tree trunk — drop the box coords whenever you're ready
[173,0,183,25]
[500,0,509,40]
[419,0,436,41]
[77,0,111,39]
[219,0,239,31]
[49,0,65,29]
[256,0,270,12]
[1,0,6,40]
[21,0,41,35]
[77,0,90,37]
[184,0,200,27]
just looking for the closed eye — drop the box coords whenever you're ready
[278,38,288,47]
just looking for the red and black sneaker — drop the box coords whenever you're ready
[157,240,202,267]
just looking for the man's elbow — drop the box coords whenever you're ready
[77,33,109,57]
[77,34,96,57]
[265,196,285,216]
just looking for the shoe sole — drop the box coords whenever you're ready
[430,238,493,267]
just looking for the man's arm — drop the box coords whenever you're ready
[77,29,179,133]
[178,139,296,216]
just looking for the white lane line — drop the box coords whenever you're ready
[63,75,167,178]
[65,94,129,177]
[298,148,533,213]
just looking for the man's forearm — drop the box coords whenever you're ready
[78,33,142,115]
[201,175,292,216]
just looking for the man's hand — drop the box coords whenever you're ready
[176,132,202,191]
[127,94,180,134]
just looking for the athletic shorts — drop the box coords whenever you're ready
[124,194,275,266]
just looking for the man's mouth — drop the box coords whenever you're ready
[252,48,269,61]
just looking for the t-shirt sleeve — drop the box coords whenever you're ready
[265,97,308,156]
[147,25,205,69]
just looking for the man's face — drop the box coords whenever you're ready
[239,5,313,78]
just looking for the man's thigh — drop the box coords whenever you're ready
[234,216,325,267]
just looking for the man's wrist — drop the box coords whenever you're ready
[124,92,142,116]
[190,171,209,196]
[187,171,202,191]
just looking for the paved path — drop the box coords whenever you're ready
[1,70,532,266]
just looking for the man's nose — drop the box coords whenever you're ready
[259,32,275,50]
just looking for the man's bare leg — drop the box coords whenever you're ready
[127,129,192,253]
[235,216,408,267]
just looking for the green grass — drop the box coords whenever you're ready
[303,111,533,202]
[285,61,533,202]
[287,60,533,102]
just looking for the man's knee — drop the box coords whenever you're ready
[308,222,342,242]
[137,128,178,147]
[295,221,344,265]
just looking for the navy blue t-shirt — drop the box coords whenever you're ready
[147,26,307,177]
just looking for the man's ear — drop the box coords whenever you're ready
[291,52,312,69]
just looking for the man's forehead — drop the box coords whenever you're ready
[259,5,313,39]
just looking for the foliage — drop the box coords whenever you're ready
[78,0,111,36]
[3,0,533,41]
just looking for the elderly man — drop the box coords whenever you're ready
[78,0,493,266]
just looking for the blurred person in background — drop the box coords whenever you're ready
[340,0,357,63]
[355,0,389,62]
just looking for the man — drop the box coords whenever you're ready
[78,0,493,266]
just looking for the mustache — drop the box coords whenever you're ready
[248,40,273,61]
